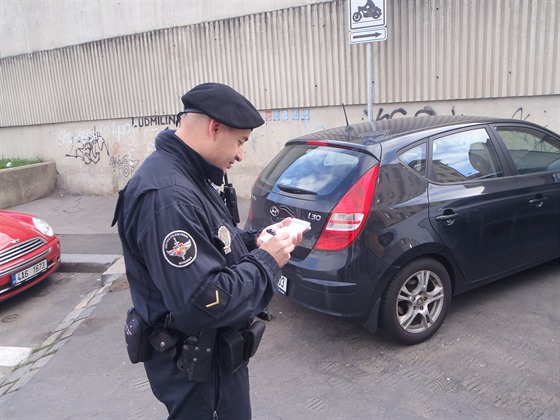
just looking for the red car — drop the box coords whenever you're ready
[0,210,61,301]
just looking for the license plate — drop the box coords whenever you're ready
[277,275,288,294]
[11,259,48,286]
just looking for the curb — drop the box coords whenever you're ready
[59,254,122,275]
[99,256,126,286]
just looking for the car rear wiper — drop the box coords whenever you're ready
[277,184,317,195]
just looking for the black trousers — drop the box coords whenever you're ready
[144,350,251,419]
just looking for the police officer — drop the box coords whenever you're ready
[113,83,301,419]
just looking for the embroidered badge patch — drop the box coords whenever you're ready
[162,230,197,268]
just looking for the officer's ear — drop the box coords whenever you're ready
[208,119,222,140]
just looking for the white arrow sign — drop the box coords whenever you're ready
[349,27,387,44]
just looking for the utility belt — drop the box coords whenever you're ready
[124,308,265,383]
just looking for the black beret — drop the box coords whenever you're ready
[181,83,264,129]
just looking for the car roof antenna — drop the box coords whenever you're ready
[342,103,353,136]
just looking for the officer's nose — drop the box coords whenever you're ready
[235,145,244,162]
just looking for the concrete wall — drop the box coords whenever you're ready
[0,96,557,199]
[4,1,558,128]
[0,0,330,58]
[1,0,558,200]
[0,161,57,209]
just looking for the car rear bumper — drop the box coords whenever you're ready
[280,249,393,322]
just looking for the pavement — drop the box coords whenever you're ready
[1,193,559,420]
[0,192,247,419]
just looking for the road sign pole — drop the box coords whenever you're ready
[348,0,387,123]
[367,42,373,123]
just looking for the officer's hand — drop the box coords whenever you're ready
[259,231,296,268]
[257,218,302,247]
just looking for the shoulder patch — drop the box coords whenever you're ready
[162,230,197,268]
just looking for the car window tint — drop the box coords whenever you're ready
[431,128,503,183]
[399,143,427,176]
[260,146,360,195]
[496,127,560,174]
[275,147,359,195]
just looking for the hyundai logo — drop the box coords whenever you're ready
[270,206,280,217]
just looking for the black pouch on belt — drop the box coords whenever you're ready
[218,328,245,374]
[243,320,266,360]
[124,307,153,364]
[149,327,182,362]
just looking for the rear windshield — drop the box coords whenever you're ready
[259,144,367,196]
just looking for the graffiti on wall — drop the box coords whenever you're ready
[61,125,141,179]
[373,105,439,120]
[131,114,178,128]
[65,128,110,164]
[511,107,535,123]
[265,109,311,122]
[264,105,445,123]
[367,104,548,128]
[55,103,552,196]
[60,115,175,184]
[109,155,139,177]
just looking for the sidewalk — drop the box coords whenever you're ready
[0,193,150,417]
[2,193,559,419]
[0,192,249,419]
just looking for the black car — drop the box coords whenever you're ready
[247,115,560,345]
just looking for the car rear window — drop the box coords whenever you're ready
[258,144,363,196]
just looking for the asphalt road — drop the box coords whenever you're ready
[1,259,558,419]
[250,259,560,420]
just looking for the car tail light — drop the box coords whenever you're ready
[248,167,267,224]
[248,201,253,222]
[315,164,379,251]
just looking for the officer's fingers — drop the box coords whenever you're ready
[278,217,293,227]
[274,231,297,248]
[273,231,291,243]
[259,232,289,253]
[260,241,291,267]
[292,231,303,246]
[275,235,293,254]
[278,237,295,266]
[280,237,295,255]
[269,218,291,232]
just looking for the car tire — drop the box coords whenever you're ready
[379,258,451,345]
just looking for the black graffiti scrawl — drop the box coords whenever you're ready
[110,155,139,177]
[65,128,109,164]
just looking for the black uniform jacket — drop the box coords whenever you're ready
[113,129,279,336]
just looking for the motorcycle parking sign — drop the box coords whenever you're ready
[349,0,386,31]
[348,0,387,44]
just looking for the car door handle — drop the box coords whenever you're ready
[529,195,547,208]
[435,211,459,225]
